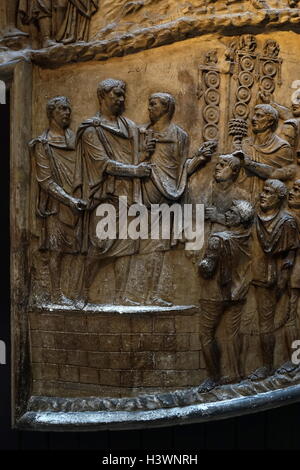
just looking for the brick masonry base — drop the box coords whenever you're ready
[29,310,206,398]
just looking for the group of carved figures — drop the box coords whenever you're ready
[196,87,300,385]
[2,0,99,48]
[197,89,300,385]
[30,76,300,386]
[3,1,300,49]
[30,79,215,308]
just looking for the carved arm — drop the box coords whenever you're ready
[186,140,218,176]
[277,249,296,298]
[39,179,87,211]
[106,160,151,178]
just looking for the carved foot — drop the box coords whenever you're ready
[72,297,87,311]
[247,366,271,381]
[62,37,76,45]
[52,291,74,307]
[146,296,173,307]
[121,296,141,306]
[276,361,298,375]
[42,39,58,48]
[114,291,140,306]
[198,377,217,393]
[31,294,50,308]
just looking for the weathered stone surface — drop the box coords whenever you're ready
[2,0,300,431]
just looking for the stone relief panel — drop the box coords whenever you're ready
[1,1,300,428]
[19,32,298,405]
[0,0,99,48]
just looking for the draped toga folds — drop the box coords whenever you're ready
[56,0,99,43]
[241,209,299,335]
[19,0,52,23]
[241,134,294,199]
[139,122,190,254]
[290,210,300,289]
[74,113,140,259]
[29,129,81,253]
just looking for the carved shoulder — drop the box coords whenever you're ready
[29,132,48,150]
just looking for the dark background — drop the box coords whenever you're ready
[1,94,300,452]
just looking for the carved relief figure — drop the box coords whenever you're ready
[2,0,28,42]
[281,119,299,158]
[198,199,255,387]
[204,153,249,231]
[141,93,215,205]
[263,39,280,59]
[30,96,87,305]
[18,0,57,47]
[18,0,98,47]
[136,92,191,305]
[283,180,300,370]
[244,179,299,380]
[289,180,300,307]
[240,104,294,198]
[74,78,152,305]
[239,33,257,53]
[56,0,99,44]
[272,91,300,165]
[132,92,213,305]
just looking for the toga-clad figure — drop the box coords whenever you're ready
[74,78,152,305]
[18,0,98,47]
[243,179,299,380]
[19,0,56,47]
[240,105,295,201]
[272,91,300,167]
[281,179,300,372]
[30,96,87,304]
[133,92,214,305]
[56,0,99,44]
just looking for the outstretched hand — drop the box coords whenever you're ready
[70,197,88,212]
[195,140,218,160]
[136,162,152,177]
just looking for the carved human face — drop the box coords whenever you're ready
[102,86,125,117]
[51,102,71,129]
[225,206,241,227]
[282,123,296,147]
[252,108,274,134]
[260,183,281,211]
[214,157,234,182]
[291,91,300,117]
[148,97,168,124]
[289,180,300,208]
